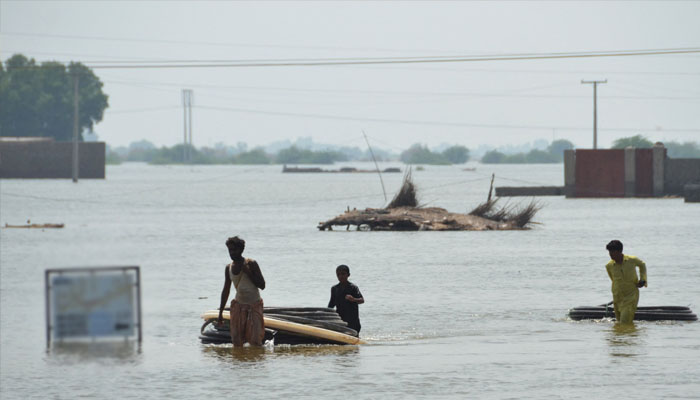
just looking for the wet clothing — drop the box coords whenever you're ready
[229,259,261,304]
[606,255,647,324]
[230,298,265,346]
[228,259,264,345]
[328,282,363,333]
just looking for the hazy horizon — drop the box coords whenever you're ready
[2,1,699,150]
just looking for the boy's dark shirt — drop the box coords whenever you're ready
[328,282,362,333]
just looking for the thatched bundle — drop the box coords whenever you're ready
[468,198,541,227]
[386,169,418,209]
[510,200,542,228]
[318,172,542,231]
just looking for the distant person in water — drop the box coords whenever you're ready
[217,236,266,346]
[605,240,647,325]
[328,264,364,334]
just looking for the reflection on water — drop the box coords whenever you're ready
[46,341,142,365]
[202,343,359,364]
[606,323,647,359]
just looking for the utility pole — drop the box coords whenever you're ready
[182,89,193,163]
[581,79,607,149]
[72,71,80,182]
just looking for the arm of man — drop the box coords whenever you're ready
[218,265,231,325]
[605,263,613,281]
[247,260,266,290]
[345,286,365,304]
[328,288,336,309]
[635,257,648,288]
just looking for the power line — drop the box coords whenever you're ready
[102,78,700,102]
[8,48,700,76]
[74,47,700,69]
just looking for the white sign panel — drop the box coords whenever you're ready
[46,267,141,343]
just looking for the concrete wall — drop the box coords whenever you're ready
[634,148,654,197]
[665,158,700,195]
[495,186,563,197]
[0,141,105,179]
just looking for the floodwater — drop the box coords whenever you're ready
[1,162,698,399]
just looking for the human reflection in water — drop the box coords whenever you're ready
[203,344,268,364]
[606,323,647,359]
[202,344,359,364]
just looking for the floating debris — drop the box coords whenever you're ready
[318,172,541,231]
[283,165,400,173]
[5,222,64,229]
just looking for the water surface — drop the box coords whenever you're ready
[1,162,698,399]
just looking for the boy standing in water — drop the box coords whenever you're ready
[217,236,266,346]
[328,264,364,334]
[605,240,647,325]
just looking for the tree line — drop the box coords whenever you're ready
[0,54,108,140]
[3,54,697,164]
[610,135,700,158]
[108,144,349,165]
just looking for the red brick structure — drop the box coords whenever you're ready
[0,137,105,179]
[564,143,699,198]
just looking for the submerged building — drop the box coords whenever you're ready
[563,143,700,198]
[0,137,105,179]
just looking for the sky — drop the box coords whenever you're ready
[2,1,699,152]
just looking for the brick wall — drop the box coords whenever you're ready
[0,141,105,179]
[574,149,625,197]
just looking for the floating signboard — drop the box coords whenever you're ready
[45,266,142,346]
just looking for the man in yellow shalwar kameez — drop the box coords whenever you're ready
[605,240,647,324]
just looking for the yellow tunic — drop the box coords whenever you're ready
[605,255,647,324]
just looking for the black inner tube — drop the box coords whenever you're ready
[568,303,697,321]
[200,306,358,345]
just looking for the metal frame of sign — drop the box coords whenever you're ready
[45,266,142,347]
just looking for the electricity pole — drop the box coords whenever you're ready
[72,71,80,182]
[581,79,607,149]
[182,89,193,163]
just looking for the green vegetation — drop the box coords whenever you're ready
[274,146,347,164]
[0,54,108,141]
[234,148,271,164]
[610,135,700,158]
[400,144,470,165]
[665,141,700,158]
[442,145,470,164]
[106,143,357,165]
[480,139,573,164]
[611,135,654,149]
[105,149,122,165]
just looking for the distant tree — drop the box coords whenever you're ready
[442,145,470,164]
[480,150,507,164]
[611,135,653,149]
[547,139,575,161]
[275,146,305,163]
[234,148,271,164]
[105,146,122,165]
[400,144,450,165]
[0,54,108,141]
[505,153,527,164]
[664,141,700,158]
[127,140,158,162]
[150,144,199,164]
[275,146,346,164]
[525,149,558,163]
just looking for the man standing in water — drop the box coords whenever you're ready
[328,264,364,334]
[605,240,647,324]
[217,236,266,346]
